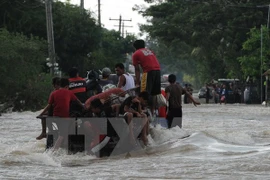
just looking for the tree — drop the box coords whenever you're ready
[90,30,137,70]
[51,2,102,74]
[0,1,138,111]
[0,0,47,38]
[134,0,270,85]
[238,26,270,78]
[0,28,51,111]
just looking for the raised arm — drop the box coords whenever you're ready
[70,92,85,109]
[186,92,200,106]
[76,98,86,109]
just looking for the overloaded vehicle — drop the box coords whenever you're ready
[40,71,169,157]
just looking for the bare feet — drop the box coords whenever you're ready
[142,138,148,146]
[36,133,47,140]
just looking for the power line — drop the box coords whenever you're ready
[109,15,132,35]
[114,22,133,37]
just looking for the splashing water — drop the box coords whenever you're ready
[1,104,270,179]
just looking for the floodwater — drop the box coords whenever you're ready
[1,104,270,179]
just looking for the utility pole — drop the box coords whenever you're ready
[45,0,56,76]
[257,4,270,105]
[98,0,101,27]
[110,15,132,35]
[80,0,84,10]
[257,4,270,28]
[115,22,133,37]
[261,25,263,104]
[122,22,125,37]
[116,22,132,37]
[125,30,130,36]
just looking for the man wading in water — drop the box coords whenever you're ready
[165,74,200,128]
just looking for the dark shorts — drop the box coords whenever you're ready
[166,108,182,128]
[141,70,161,95]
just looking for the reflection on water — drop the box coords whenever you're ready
[1,104,270,179]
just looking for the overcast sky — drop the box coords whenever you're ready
[65,0,148,37]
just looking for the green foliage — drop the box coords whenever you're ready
[90,30,136,70]
[0,28,51,111]
[0,0,136,76]
[0,0,47,38]
[52,1,102,74]
[238,26,270,78]
[13,74,53,111]
[0,0,137,111]
[136,0,270,86]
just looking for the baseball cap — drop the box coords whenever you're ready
[102,67,111,76]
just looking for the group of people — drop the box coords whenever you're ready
[85,62,135,96]
[204,83,228,104]
[205,83,241,104]
[36,39,201,153]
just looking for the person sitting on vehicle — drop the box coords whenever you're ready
[90,98,120,117]
[86,70,102,96]
[37,78,85,151]
[99,67,114,88]
[68,67,88,115]
[36,77,60,140]
[115,63,135,92]
[83,98,120,153]
[119,91,151,146]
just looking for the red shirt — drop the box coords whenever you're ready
[48,88,78,117]
[69,77,87,94]
[69,77,87,102]
[132,48,160,73]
